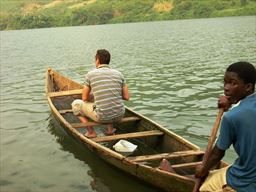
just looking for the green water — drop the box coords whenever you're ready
[1,16,255,192]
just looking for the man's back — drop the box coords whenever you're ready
[85,65,125,122]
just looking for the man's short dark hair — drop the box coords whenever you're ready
[96,49,111,64]
[227,61,256,89]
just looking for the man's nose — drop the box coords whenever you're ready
[224,83,230,92]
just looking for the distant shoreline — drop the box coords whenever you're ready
[1,0,256,31]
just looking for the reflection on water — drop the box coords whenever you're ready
[1,16,255,192]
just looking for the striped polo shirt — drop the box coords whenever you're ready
[84,64,126,122]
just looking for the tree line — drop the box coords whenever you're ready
[1,0,255,30]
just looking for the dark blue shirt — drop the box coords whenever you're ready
[216,93,256,192]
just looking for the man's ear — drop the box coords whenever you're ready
[95,58,100,66]
[245,83,253,92]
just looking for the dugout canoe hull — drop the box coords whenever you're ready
[45,68,227,192]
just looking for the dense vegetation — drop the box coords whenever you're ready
[1,0,256,30]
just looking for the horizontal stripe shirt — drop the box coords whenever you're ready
[84,64,126,122]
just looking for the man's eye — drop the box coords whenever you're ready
[231,81,236,86]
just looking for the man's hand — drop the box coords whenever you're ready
[218,95,231,111]
[195,165,209,179]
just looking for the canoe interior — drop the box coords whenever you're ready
[52,95,206,174]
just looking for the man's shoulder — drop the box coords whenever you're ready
[224,94,256,122]
[239,93,256,111]
[228,94,256,112]
[86,67,124,78]
[110,68,123,75]
[245,93,256,103]
[86,68,99,76]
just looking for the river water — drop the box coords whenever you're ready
[1,16,255,192]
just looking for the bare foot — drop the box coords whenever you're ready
[105,124,116,135]
[158,159,175,173]
[105,128,116,135]
[84,132,97,138]
[78,116,97,138]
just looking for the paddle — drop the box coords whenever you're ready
[192,108,224,192]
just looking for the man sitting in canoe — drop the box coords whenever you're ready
[71,49,130,138]
[195,61,256,191]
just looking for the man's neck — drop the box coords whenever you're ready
[97,64,110,69]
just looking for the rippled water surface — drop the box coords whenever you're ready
[1,16,256,192]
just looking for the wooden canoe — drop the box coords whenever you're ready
[45,68,227,192]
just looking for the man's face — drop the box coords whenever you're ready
[223,71,249,103]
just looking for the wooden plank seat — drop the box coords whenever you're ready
[138,160,201,170]
[48,89,83,97]
[70,116,141,128]
[91,130,164,142]
[127,150,204,162]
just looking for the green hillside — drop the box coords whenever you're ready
[1,0,256,30]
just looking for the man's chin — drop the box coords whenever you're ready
[228,97,238,104]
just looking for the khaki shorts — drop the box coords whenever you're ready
[200,166,236,192]
[80,101,99,122]
[71,99,123,123]
[71,99,99,121]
